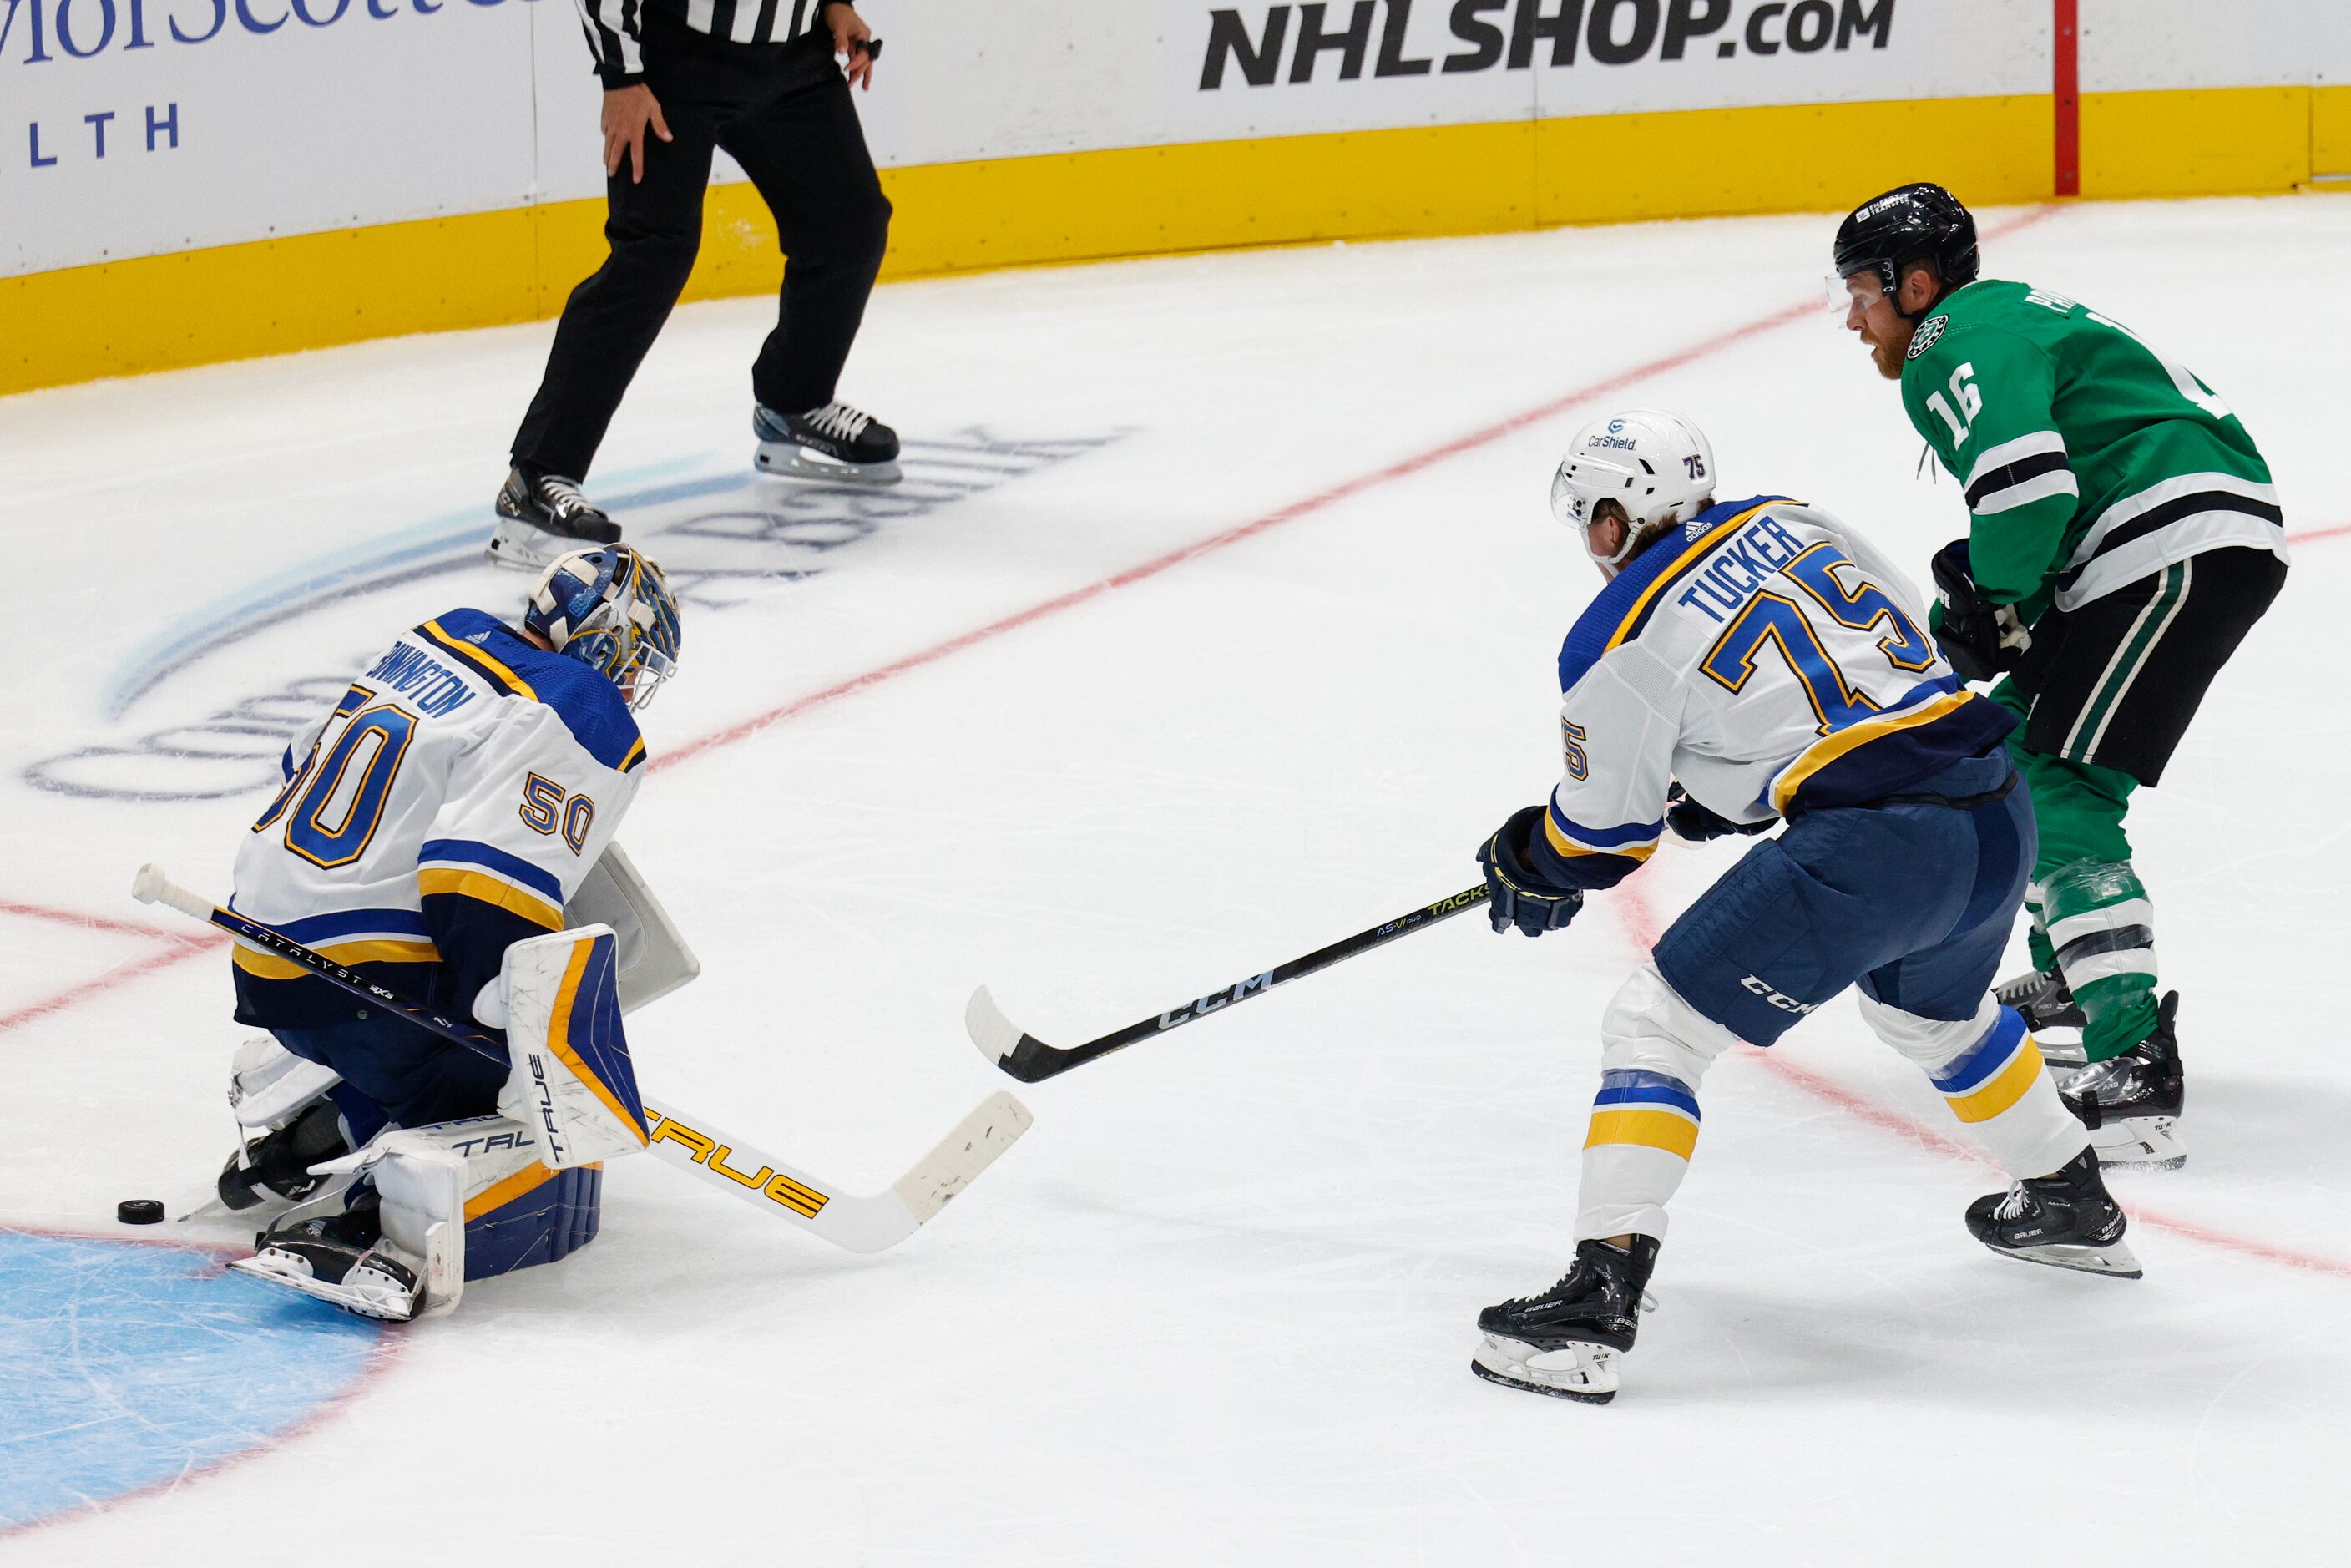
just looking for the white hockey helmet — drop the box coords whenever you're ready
[1549,409,1718,577]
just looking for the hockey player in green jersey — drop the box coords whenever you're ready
[1832,183,2288,1171]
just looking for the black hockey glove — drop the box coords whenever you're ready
[1665,783,1776,843]
[1478,804,1585,938]
[1929,539,2031,684]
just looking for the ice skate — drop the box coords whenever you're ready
[229,1206,425,1323]
[753,401,902,484]
[1470,1236,1659,1404]
[1965,1147,2141,1278]
[1995,965,2088,1065]
[489,465,623,570]
[2060,991,2184,1170]
[215,1097,351,1213]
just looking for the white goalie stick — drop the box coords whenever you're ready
[132,864,1032,1254]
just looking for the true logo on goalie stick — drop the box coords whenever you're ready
[1907,315,1949,360]
[643,1110,830,1218]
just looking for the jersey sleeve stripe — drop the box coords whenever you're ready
[232,903,433,944]
[418,619,538,701]
[619,736,646,773]
[417,868,564,931]
[1966,452,2078,514]
[418,838,566,902]
[1960,430,2068,492]
[1544,804,1666,851]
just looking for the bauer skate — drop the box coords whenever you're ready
[230,1205,425,1323]
[1964,1147,2141,1278]
[489,466,622,571]
[2060,991,2184,1170]
[1471,1236,1659,1404]
[753,401,902,485]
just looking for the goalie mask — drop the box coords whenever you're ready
[524,545,684,711]
[1549,410,1717,578]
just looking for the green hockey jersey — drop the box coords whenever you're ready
[1899,279,2284,622]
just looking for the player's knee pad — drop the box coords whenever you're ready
[2040,857,2156,989]
[1857,991,2001,1073]
[1599,963,1739,1090]
[331,1116,604,1315]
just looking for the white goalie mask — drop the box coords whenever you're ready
[1549,409,1718,578]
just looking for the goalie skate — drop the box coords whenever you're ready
[230,1223,426,1323]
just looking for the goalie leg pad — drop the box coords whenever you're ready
[496,925,650,1171]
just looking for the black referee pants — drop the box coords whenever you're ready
[513,12,892,481]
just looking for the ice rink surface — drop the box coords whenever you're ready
[5,195,2350,1563]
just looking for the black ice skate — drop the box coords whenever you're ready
[216,1098,350,1212]
[489,465,623,571]
[1995,964,2088,1037]
[1470,1235,1660,1404]
[753,401,902,485]
[1965,1147,2141,1279]
[2060,991,2185,1171]
[229,1205,423,1323]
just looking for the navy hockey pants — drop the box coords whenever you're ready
[273,1011,507,1144]
[1652,752,2035,1046]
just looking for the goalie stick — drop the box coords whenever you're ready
[131,864,1030,1254]
[967,884,1490,1083]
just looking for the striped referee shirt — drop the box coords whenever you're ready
[577,0,833,86]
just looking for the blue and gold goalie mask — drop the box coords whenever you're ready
[524,546,684,710]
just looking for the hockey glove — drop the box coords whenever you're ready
[1665,783,1777,843]
[1478,804,1585,938]
[1929,539,2031,684]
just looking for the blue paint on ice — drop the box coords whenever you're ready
[0,1230,383,1533]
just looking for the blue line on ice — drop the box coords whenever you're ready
[0,1230,382,1534]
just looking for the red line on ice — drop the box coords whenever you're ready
[1608,880,2351,1281]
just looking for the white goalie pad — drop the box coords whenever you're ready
[565,840,700,1015]
[495,924,651,1171]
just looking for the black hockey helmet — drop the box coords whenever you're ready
[1833,183,1979,316]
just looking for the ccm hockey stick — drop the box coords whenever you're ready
[967,884,1490,1083]
[132,864,1031,1253]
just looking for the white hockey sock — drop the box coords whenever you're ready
[1859,994,2090,1180]
[1574,964,1737,1242]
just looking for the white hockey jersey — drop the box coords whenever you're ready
[1534,494,2015,888]
[231,608,645,1028]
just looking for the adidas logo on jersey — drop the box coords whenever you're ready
[1907,315,1949,359]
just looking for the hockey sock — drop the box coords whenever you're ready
[2041,857,2160,1064]
[1575,964,1733,1242]
[1859,995,2089,1179]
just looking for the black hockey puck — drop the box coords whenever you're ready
[117,1198,164,1225]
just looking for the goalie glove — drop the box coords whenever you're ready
[1929,539,2032,684]
[1665,784,1777,843]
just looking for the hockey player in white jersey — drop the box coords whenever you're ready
[211,544,683,1320]
[1468,410,2135,1405]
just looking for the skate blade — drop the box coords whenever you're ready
[485,513,572,573]
[1982,1236,2144,1280]
[754,443,903,486]
[1469,1333,1620,1404]
[2090,1115,2184,1171]
[227,1254,420,1323]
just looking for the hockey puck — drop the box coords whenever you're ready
[116,1198,164,1226]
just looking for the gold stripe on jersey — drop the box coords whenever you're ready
[1766,690,1974,814]
[1603,500,1778,653]
[417,867,564,930]
[231,937,442,979]
[419,619,538,701]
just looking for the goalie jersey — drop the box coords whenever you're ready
[1536,495,2015,889]
[230,608,645,1029]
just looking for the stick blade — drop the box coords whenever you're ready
[965,985,1067,1083]
[891,1090,1034,1224]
